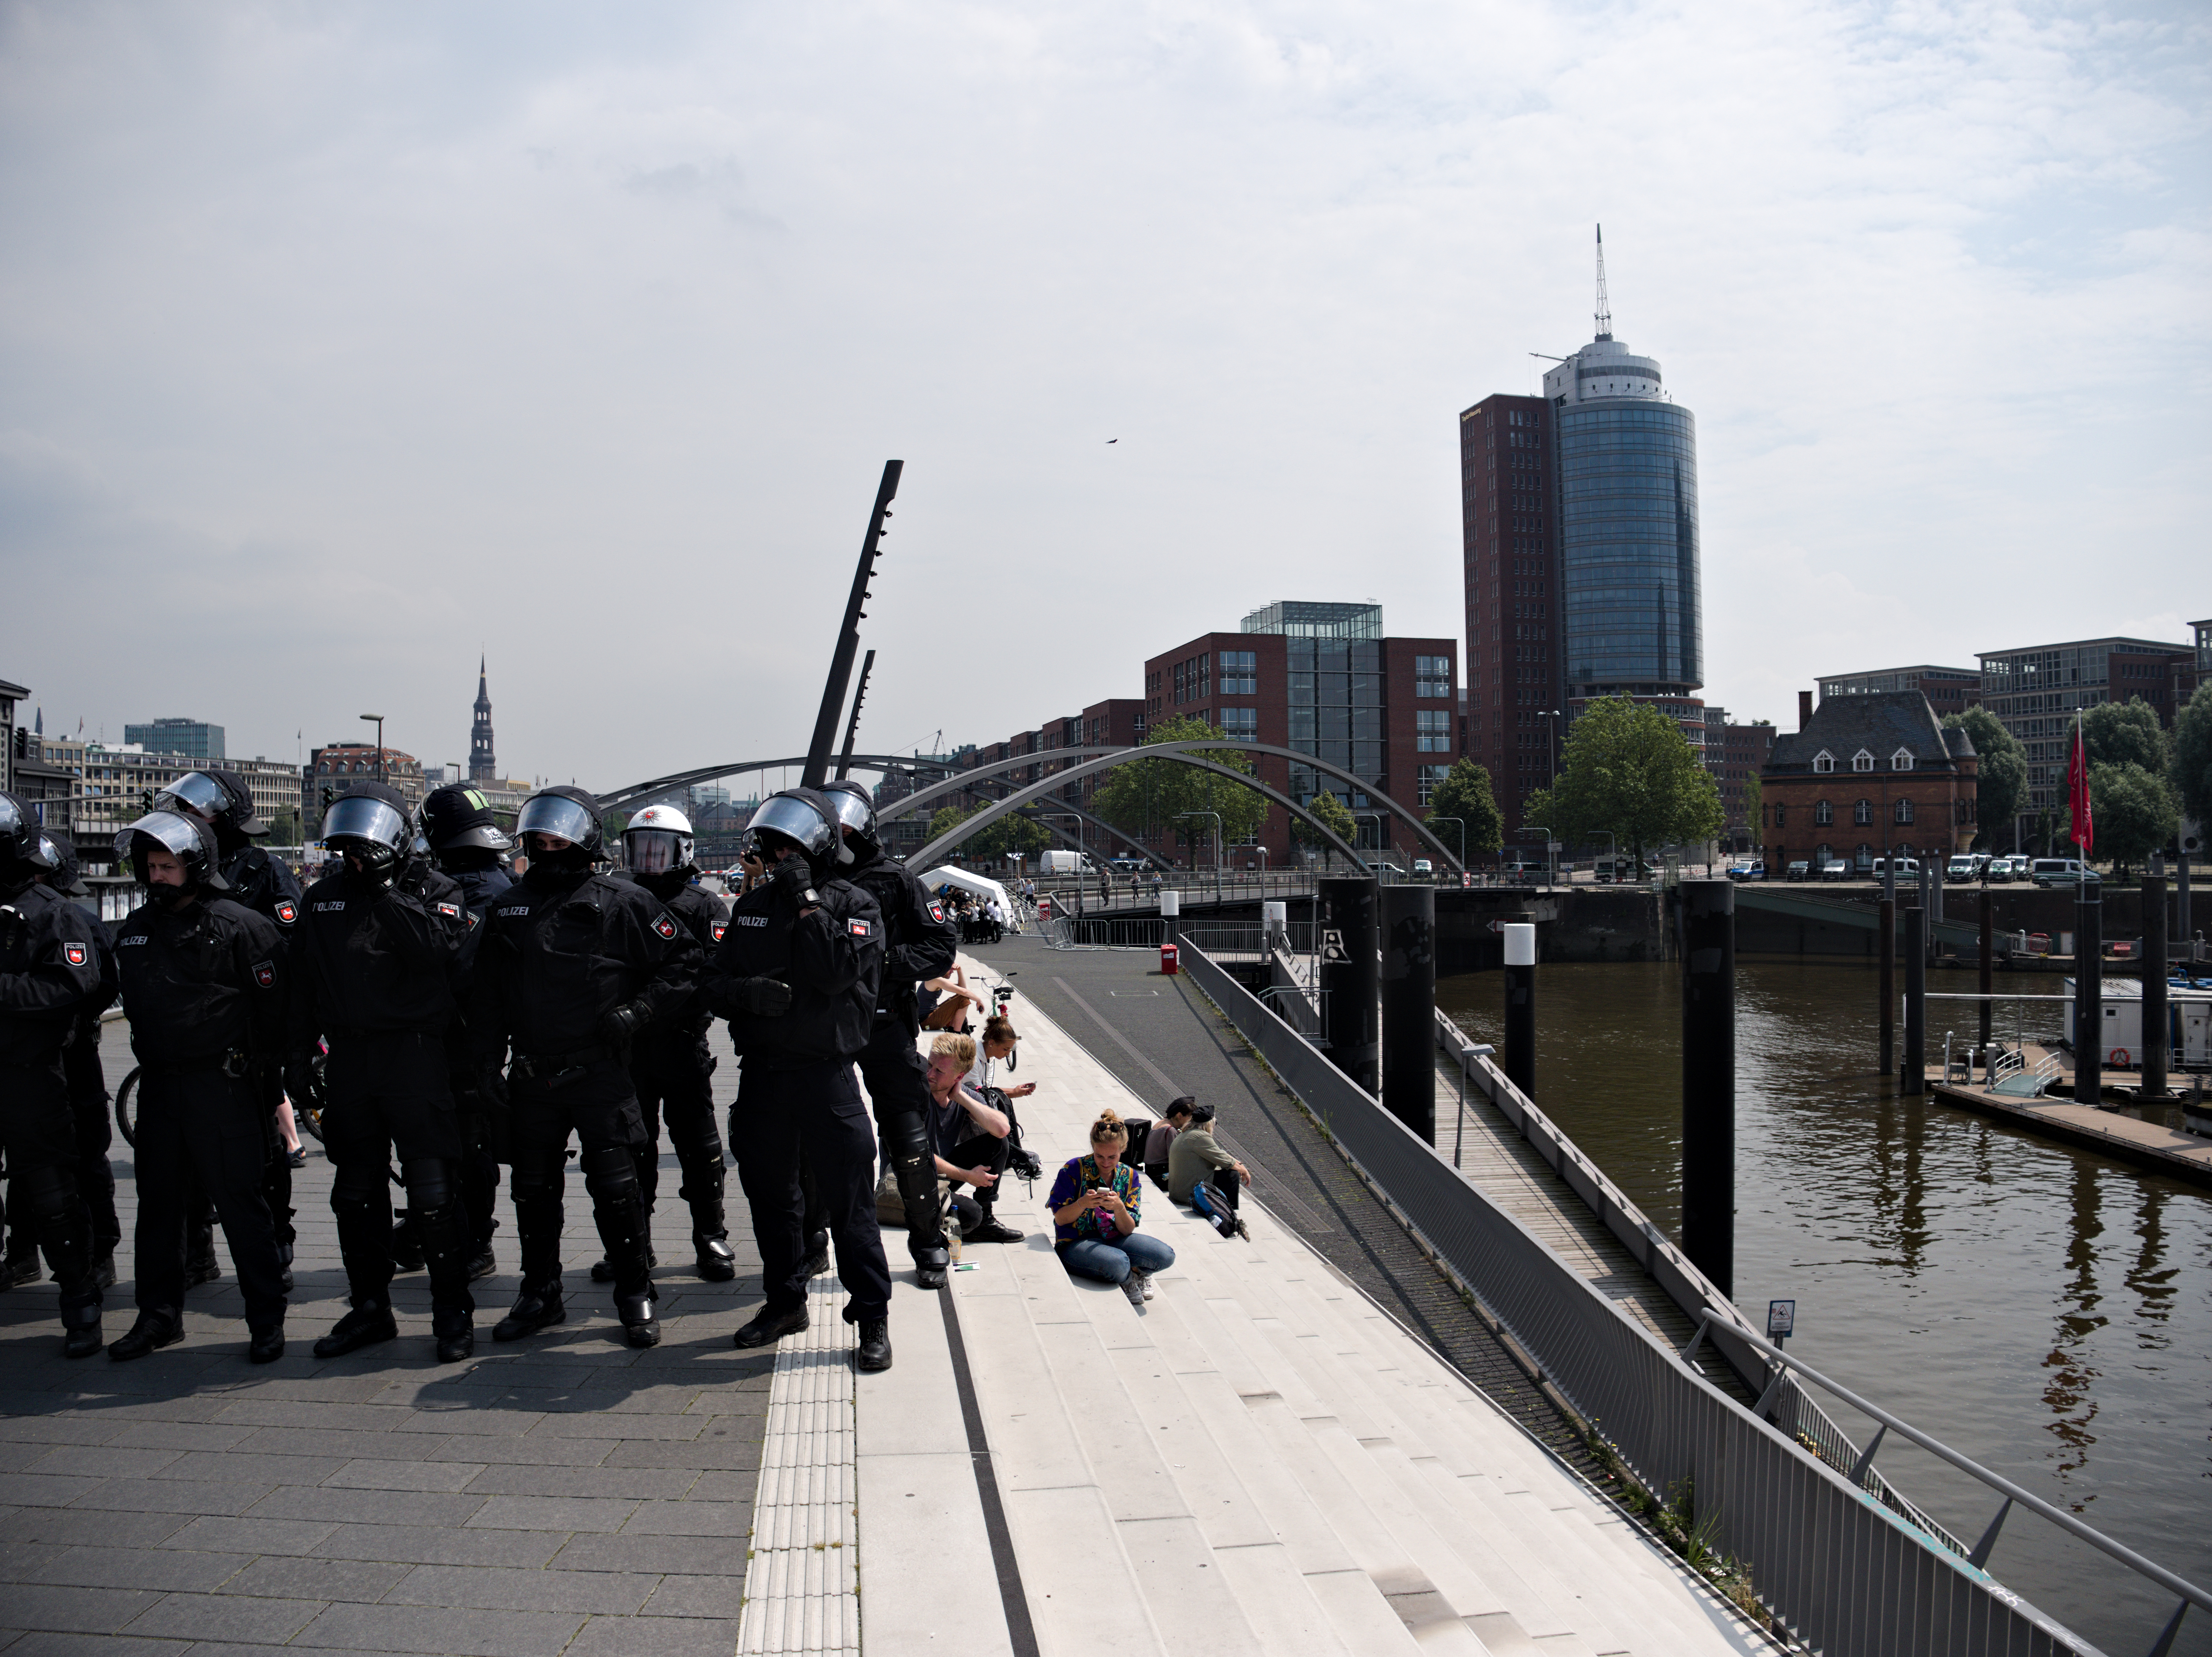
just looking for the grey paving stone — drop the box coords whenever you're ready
[122,1591,322,1646]
[463,1494,637,1533]
[20,1443,185,1480]
[294,1600,584,1657]
[225,1426,417,1462]
[419,1434,618,1469]
[155,1450,353,1486]
[602,1438,759,1473]
[219,1555,411,1604]
[382,1563,655,1614]
[1,1507,194,1549]
[562,1614,738,1657]
[617,1500,746,1538]
[0,1632,183,1657]
[0,1540,67,1577]
[314,1522,564,1570]
[207,1399,412,1433]
[525,1412,704,1443]
[0,1415,122,1446]
[24,1545,249,1593]
[0,1445,57,1474]
[243,1484,490,1528]
[388,1409,547,1438]
[459,1464,690,1501]
[677,1469,758,1501]
[105,1422,259,1455]
[638,1574,745,1619]
[321,1458,485,1493]
[155,1516,339,1559]
[0,1475,103,1509]
[548,1533,735,1576]
[0,1583,164,1634]
[66,1477,274,1518]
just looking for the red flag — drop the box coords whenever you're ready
[2065,713,2093,857]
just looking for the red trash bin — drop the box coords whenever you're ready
[1160,942,1179,976]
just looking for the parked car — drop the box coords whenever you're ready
[2030,858,2101,888]
[1725,861,1764,881]
[1870,857,1920,882]
[1818,859,1853,881]
[1947,855,1981,881]
[1411,858,1434,878]
[1986,855,2024,882]
[1785,860,1811,881]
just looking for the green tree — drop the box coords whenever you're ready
[1291,789,1359,859]
[925,799,1050,860]
[1741,774,1763,846]
[1942,706,2027,849]
[2172,681,2212,833]
[1090,715,1269,857]
[1524,696,1723,865]
[1423,759,1502,863]
[2075,761,2180,879]
[2081,696,2169,773]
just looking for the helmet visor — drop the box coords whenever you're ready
[823,788,875,835]
[321,796,410,854]
[29,833,63,874]
[749,795,833,857]
[624,829,688,875]
[116,809,208,872]
[153,772,231,823]
[0,794,22,841]
[516,794,599,848]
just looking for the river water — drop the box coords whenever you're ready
[1434,959,2210,1657]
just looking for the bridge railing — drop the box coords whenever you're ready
[1172,932,2183,1656]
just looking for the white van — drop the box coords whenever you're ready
[2031,858,2099,888]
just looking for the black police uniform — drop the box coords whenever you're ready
[289,856,476,1336]
[617,874,732,1272]
[708,864,890,1325]
[222,843,302,1256]
[61,899,121,1262]
[0,871,109,1350]
[113,892,288,1338]
[445,860,512,1258]
[471,866,700,1330]
[843,841,958,1277]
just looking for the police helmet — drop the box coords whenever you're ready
[820,779,878,841]
[515,786,605,857]
[747,790,837,862]
[421,784,513,854]
[0,792,56,871]
[116,809,229,890]
[154,769,266,837]
[37,834,89,896]
[622,803,696,877]
[322,783,413,872]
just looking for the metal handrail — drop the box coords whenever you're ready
[1705,1316,2212,1623]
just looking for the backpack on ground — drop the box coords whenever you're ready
[1189,1178,1237,1239]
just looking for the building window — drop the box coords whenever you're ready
[1217,707,1257,741]
[1773,804,1786,827]
[1417,765,1451,807]
[1854,750,1875,772]
[1414,655,1452,698]
[1895,798,1915,825]
[1814,799,1833,826]
[1813,752,1835,774]
[1891,748,1914,771]
[1417,710,1451,752]
[1218,651,1257,695]
[1854,798,1872,826]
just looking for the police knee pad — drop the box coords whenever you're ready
[509,1159,562,1202]
[11,1164,81,1224]
[330,1159,389,1208]
[401,1159,459,1214]
[878,1106,931,1169]
[582,1145,639,1206]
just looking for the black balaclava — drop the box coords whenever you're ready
[635,867,690,902]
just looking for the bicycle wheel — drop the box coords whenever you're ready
[114,1066,141,1150]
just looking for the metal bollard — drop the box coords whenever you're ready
[1502,922,1536,1101]
[1681,880,1736,1298]
[1903,906,1926,1095]
[1380,885,1437,1144]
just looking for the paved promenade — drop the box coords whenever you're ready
[0,1020,770,1657]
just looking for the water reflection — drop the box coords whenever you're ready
[1434,959,2212,1655]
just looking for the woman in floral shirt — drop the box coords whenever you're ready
[1048,1108,1174,1308]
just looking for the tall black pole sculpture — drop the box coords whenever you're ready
[834,649,877,783]
[802,462,902,790]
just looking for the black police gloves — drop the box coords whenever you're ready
[599,1002,644,1051]
[768,857,815,907]
[478,1062,510,1111]
[736,976,792,1016]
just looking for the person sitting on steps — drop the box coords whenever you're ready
[1167,1102,1250,1240]
[1143,1097,1193,1190]
[1049,1107,1173,1308]
[923,1033,1023,1245]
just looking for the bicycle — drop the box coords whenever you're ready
[115,1048,326,1150]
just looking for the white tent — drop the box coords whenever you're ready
[919,866,1021,933]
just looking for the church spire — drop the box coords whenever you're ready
[1594,223,1613,342]
[469,655,497,782]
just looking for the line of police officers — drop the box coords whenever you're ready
[0,771,963,1373]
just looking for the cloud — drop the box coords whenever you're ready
[0,0,2204,785]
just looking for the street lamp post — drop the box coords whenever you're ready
[1178,811,1223,904]
[359,714,385,784]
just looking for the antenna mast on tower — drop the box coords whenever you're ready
[1594,224,1613,342]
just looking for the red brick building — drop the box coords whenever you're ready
[1761,691,1977,876]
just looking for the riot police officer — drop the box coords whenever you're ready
[34,836,123,1287]
[0,794,108,1355]
[819,779,961,1287]
[108,808,287,1362]
[470,787,700,1348]
[286,783,479,1362]
[707,789,892,1371]
[151,769,302,1288]
[590,804,736,1284]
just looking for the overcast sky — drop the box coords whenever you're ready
[3,0,2205,795]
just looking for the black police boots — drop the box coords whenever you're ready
[493,1282,565,1342]
[184,1221,222,1287]
[92,1250,118,1291]
[62,1298,105,1360]
[800,1229,832,1279]
[109,1312,183,1361]
[466,1244,497,1281]
[855,1319,892,1373]
[733,1305,809,1349]
[248,1324,285,1364]
[695,1233,737,1281]
[0,1240,40,1290]
[314,1300,398,1358]
[433,1307,475,1364]
[616,1289,660,1349]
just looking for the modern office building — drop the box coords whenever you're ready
[22,734,301,861]
[1976,635,2203,812]
[1460,230,1706,848]
[123,718,224,760]
[1815,666,1979,717]
[0,677,25,796]
[1705,712,1775,852]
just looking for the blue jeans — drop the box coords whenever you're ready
[1060,1230,1175,1284]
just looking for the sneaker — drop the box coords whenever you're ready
[1119,1275,1146,1311]
[1234,1217,1251,1241]
[1131,1268,1157,1301]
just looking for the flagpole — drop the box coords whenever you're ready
[2071,709,2102,1106]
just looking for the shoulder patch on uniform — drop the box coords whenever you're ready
[253,960,276,988]
[64,942,88,968]
[653,914,677,940]
[437,901,461,919]
[466,911,480,930]
[928,901,944,922]
[275,900,298,925]
[712,921,727,942]
[849,918,872,937]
